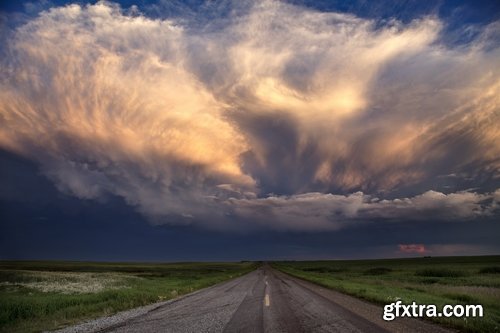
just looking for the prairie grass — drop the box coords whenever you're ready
[479,266,500,274]
[415,268,465,278]
[0,271,131,294]
[272,256,500,333]
[0,261,257,333]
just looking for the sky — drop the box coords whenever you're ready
[0,0,499,261]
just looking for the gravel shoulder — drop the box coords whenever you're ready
[47,275,244,333]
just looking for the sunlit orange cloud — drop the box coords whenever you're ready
[398,244,426,254]
[0,1,499,229]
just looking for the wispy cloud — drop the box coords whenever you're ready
[0,1,499,230]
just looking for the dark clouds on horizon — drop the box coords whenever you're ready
[0,0,499,258]
[2,148,500,260]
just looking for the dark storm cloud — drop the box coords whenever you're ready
[0,0,499,231]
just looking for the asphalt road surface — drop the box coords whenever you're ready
[66,265,452,333]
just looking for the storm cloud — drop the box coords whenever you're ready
[0,0,499,230]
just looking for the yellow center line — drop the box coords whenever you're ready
[265,294,270,307]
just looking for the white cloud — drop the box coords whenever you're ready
[226,189,499,231]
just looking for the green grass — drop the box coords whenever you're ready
[272,256,500,333]
[0,261,258,333]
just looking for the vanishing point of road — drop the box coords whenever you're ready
[59,266,454,333]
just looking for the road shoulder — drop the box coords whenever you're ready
[272,268,456,333]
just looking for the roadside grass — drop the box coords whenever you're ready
[0,261,258,333]
[272,256,500,333]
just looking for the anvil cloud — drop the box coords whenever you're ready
[0,0,499,231]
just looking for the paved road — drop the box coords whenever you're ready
[88,266,453,333]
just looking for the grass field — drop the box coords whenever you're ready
[2,257,498,333]
[0,261,258,333]
[273,256,500,333]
